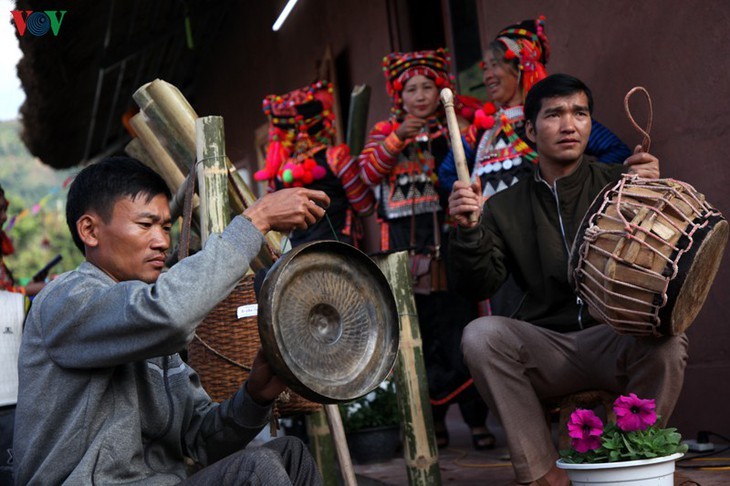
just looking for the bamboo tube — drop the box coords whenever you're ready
[133,79,282,255]
[324,404,358,486]
[129,114,201,218]
[306,410,339,486]
[373,251,442,486]
[129,114,187,194]
[196,116,230,241]
[346,84,371,156]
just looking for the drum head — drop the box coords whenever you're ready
[258,240,399,403]
[667,218,728,334]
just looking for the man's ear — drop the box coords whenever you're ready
[77,214,101,249]
[525,120,537,143]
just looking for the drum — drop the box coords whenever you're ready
[569,175,728,337]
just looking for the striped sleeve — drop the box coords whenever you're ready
[327,145,375,216]
[357,122,406,186]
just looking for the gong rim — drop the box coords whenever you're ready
[258,240,399,403]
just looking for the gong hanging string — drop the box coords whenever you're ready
[623,86,653,153]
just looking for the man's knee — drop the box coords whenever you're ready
[640,333,689,367]
[462,317,516,365]
[219,447,286,484]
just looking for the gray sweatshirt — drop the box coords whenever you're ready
[14,216,270,485]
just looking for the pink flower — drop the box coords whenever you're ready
[567,409,604,452]
[571,435,603,453]
[614,393,657,432]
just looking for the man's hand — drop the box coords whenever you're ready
[395,115,428,141]
[242,187,330,234]
[448,179,483,229]
[246,348,286,406]
[624,144,660,179]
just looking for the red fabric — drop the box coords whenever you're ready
[1,231,14,256]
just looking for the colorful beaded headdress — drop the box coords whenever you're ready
[254,80,336,183]
[495,16,550,96]
[382,48,454,117]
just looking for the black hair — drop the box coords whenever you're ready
[524,73,594,126]
[486,40,521,75]
[65,156,171,253]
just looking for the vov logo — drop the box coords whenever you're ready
[11,10,67,37]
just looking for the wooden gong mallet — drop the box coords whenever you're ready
[440,88,478,223]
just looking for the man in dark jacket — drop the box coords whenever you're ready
[447,74,688,486]
[14,158,326,485]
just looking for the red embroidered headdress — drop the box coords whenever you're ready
[254,80,336,183]
[382,48,454,117]
[495,16,550,97]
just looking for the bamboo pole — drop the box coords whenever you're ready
[306,410,339,486]
[129,113,188,196]
[373,251,441,486]
[324,404,358,486]
[195,116,230,241]
[346,84,371,156]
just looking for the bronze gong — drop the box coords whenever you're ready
[258,240,399,404]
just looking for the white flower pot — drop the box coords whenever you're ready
[556,452,683,485]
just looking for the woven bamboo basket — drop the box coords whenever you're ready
[187,274,322,416]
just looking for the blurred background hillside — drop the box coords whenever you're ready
[0,120,83,284]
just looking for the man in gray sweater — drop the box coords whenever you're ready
[13,157,328,485]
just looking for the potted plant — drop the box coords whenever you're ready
[557,393,688,485]
[339,377,401,464]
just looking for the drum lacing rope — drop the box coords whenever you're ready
[624,86,653,153]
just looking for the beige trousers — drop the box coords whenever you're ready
[461,317,688,483]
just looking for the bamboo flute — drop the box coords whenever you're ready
[374,251,442,486]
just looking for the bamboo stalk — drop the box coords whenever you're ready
[196,116,230,241]
[346,84,371,156]
[129,114,188,195]
[306,410,339,486]
[373,251,442,486]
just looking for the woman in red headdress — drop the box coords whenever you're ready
[254,81,374,248]
[358,48,495,450]
[439,16,630,197]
